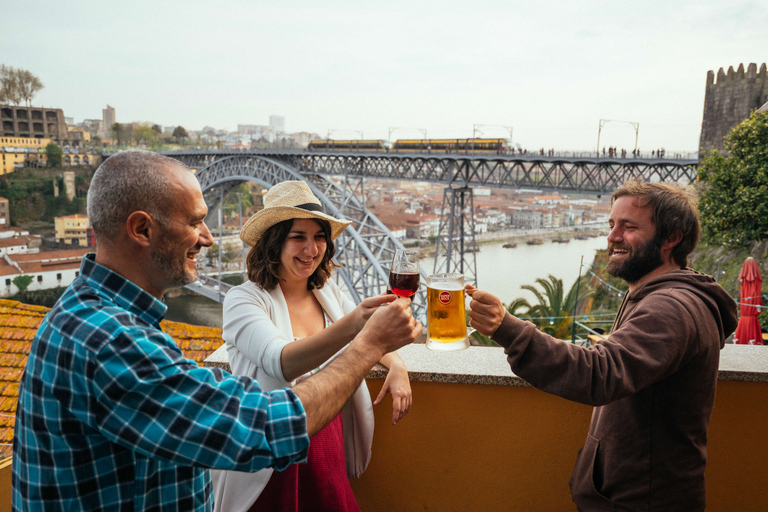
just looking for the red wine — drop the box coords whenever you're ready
[389,272,420,297]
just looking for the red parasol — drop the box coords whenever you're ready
[733,257,763,345]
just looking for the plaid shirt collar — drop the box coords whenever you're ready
[80,253,168,326]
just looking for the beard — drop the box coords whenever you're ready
[151,238,198,290]
[606,233,664,284]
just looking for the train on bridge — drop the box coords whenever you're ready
[307,138,514,154]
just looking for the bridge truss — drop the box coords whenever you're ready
[167,150,698,195]
[169,154,428,316]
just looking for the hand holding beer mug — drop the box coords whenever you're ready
[426,273,473,351]
[389,250,420,298]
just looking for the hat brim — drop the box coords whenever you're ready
[240,206,353,247]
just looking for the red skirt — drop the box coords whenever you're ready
[249,412,360,512]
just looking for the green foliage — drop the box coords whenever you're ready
[111,123,125,145]
[698,110,768,247]
[12,286,67,308]
[133,124,160,147]
[0,170,86,225]
[524,274,594,338]
[45,142,63,167]
[12,274,34,293]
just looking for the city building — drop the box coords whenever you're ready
[0,248,89,297]
[269,115,285,133]
[54,214,91,247]
[80,119,103,137]
[0,105,80,147]
[0,197,8,227]
[102,105,116,136]
[0,136,49,174]
[0,233,42,257]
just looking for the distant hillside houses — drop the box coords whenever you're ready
[0,247,89,297]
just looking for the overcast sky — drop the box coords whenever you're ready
[2,0,766,152]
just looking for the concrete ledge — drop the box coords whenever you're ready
[204,342,768,384]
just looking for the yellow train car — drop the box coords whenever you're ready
[392,138,511,154]
[307,139,390,152]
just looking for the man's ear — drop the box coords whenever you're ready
[663,230,683,250]
[125,211,155,247]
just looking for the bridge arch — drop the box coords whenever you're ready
[188,154,428,314]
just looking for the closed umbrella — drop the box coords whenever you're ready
[733,257,763,345]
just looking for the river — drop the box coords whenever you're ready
[163,235,610,328]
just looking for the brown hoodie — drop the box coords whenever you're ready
[491,269,738,511]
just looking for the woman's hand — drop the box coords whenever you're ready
[374,363,412,425]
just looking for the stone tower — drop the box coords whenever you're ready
[699,63,768,157]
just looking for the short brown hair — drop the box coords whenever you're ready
[611,181,700,268]
[246,218,338,290]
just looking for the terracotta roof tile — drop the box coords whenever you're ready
[0,298,224,456]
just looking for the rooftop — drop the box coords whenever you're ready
[0,298,223,459]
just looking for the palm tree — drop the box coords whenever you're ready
[519,274,593,339]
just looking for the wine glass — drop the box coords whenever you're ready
[388,250,420,298]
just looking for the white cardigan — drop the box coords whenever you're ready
[211,280,374,512]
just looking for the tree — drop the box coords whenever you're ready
[16,69,43,106]
[0,65,43,106]
[12,275,34,293]
[0,65,21,105]
[698,109,768,246]
[173,126,189,145]
[151,124,162,134]
[111,123,125,146]
[133,124,159,147]
[517,274,593,339]
[45,142,63,167]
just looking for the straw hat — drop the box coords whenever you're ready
[240,180,352,246]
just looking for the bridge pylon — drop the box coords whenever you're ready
[433,187,478,287]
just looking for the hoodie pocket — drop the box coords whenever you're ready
[570,434,615,510]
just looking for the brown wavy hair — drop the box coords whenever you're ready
[611,180,700,268]
[246,218,338,291]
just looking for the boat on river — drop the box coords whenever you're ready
[502,242,517,248]
[526,239,544,245]
[552,237,570,243]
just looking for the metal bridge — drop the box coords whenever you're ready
[118,149,697,314]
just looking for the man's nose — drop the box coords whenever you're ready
[606,226,621,244]
[199,222,215,247]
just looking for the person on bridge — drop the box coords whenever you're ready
[212,180,412,512]
[12,151,422,511]
[466,181,737,511]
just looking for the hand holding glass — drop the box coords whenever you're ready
[388,250,420,298]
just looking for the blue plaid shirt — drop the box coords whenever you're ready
[13,254,310,511]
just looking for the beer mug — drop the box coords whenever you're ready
[426,273,472,351]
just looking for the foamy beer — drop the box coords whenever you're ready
[426,273,471,351]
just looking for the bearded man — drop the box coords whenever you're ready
[467,181,737,512]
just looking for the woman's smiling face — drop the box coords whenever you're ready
[278,218,328,283]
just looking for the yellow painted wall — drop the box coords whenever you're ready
[353,378,768,512]
[0,458,10,512]
[352,380,592,512]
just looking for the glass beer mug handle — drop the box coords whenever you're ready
[465,292,476,337]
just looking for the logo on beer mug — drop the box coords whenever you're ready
[426,273,471,352]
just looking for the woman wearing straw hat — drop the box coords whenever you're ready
[212,181,412,512]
